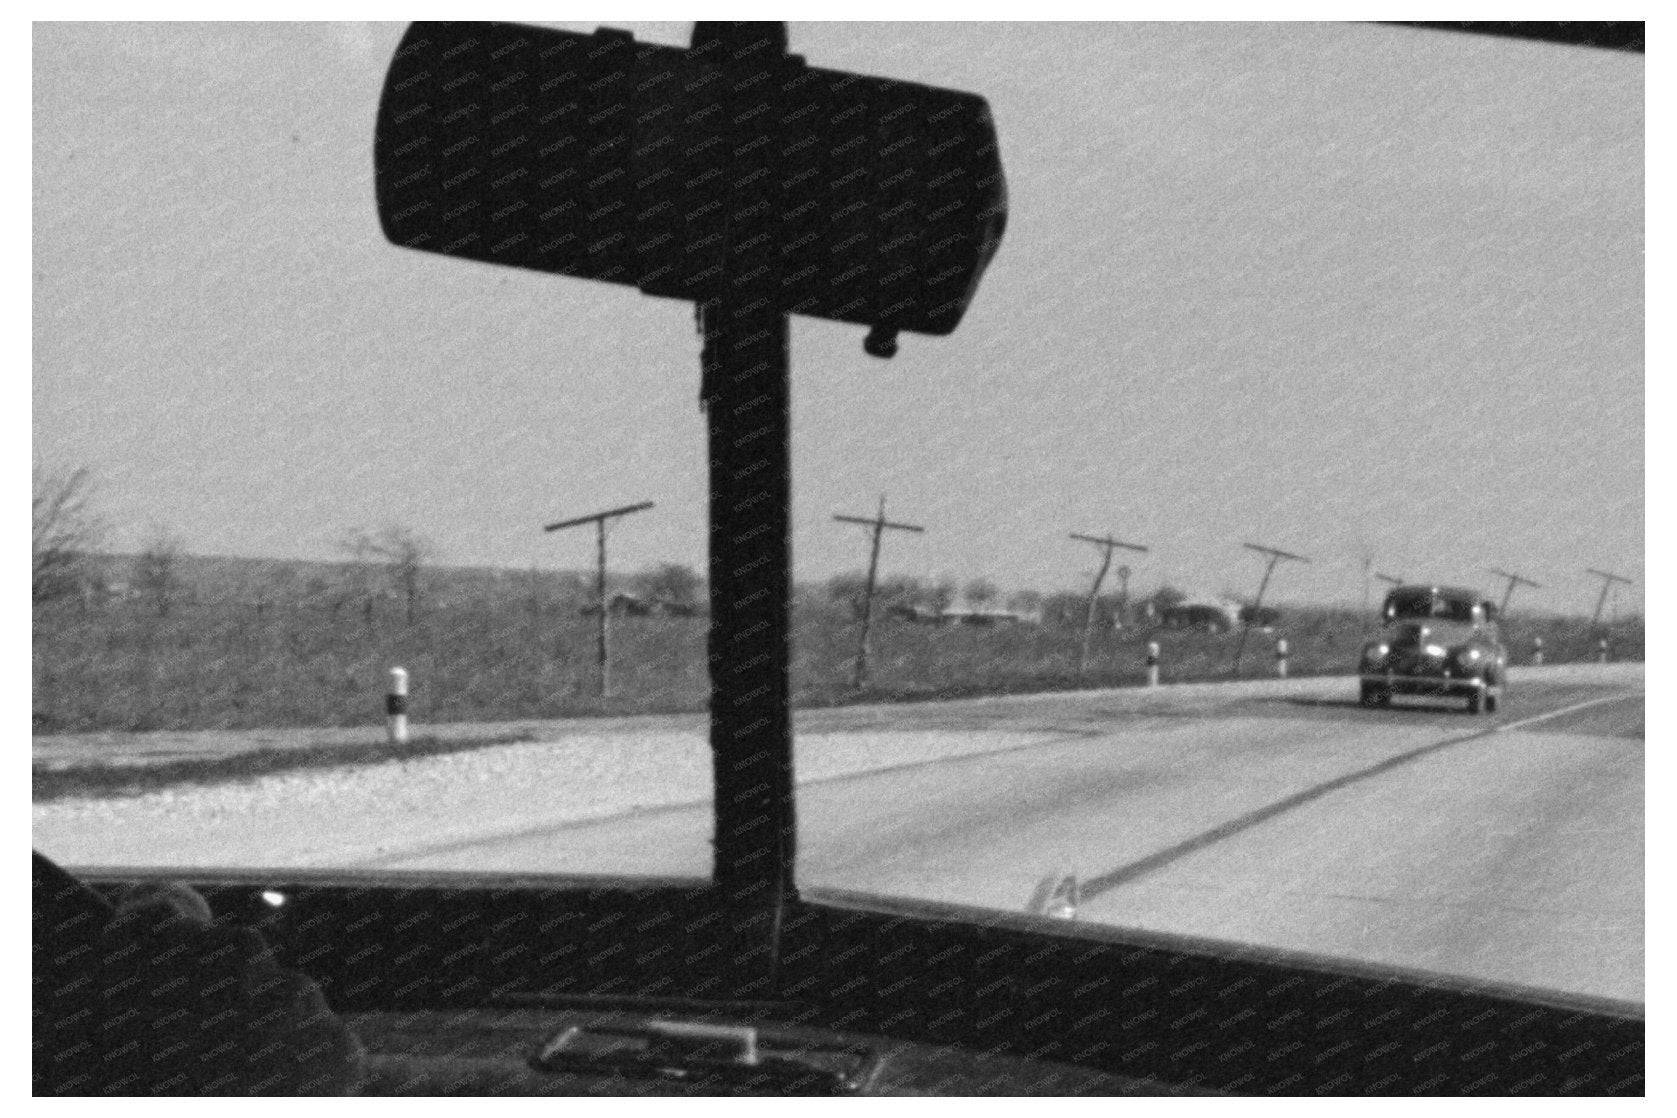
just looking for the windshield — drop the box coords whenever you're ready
[33,22,1643,1008]
[1385,590,1479,625]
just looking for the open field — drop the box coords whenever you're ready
[32,554,1644,735]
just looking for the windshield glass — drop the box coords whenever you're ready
[33,22,1643,1006]
[1385,589,1478,624]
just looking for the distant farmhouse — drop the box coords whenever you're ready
[888,604,1037,627]
[579,592,705,619]
[1158,598,1281,632]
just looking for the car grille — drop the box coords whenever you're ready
[1388,649,1442,676]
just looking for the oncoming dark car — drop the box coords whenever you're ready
[1359,585,1509,714]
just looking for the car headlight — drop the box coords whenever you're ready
[1361,643,1389,667]
[1423,643,1447,659]
[1451,647,1483,669]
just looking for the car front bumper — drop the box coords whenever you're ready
[1360,671,1488,697]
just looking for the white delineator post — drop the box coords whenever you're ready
[1146,641,1160,688]
[1531,637,1545,666]
[1274,637,1289,679]
[387,666,409,745]
[1597,638,1610,664]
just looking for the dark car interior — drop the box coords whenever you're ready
[37,855,1645,1095]
[33,20,1643,1097]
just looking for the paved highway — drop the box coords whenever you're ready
[363,667,1643,1003]
[35,665,1641,1003]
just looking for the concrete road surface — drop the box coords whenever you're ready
[35,665,1642,1003]
[351,667,1643,1002]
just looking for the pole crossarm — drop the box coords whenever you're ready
[1374,572,1403,586]
[1070,532,1149,554]
[835,514,925,534]
[1242,541,1310,565]
[544,500,657,533]
[1488,567,1542,590]
[1586,568,1633,587]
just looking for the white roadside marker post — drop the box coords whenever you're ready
[1531,637,1544,666]
[387,666,409,745]
[1275,638,1289,679]
[1146,641,1160,688]
[1597,638,1609,664]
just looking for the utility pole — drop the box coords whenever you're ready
[1232,542,1309,677]
[834,496,925,689]
[543,501,655,697]
[1486,567,1541,616]
[1069,532,1148,676]
[1585,568,1633,630]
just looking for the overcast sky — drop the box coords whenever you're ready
[32,22,1643,612]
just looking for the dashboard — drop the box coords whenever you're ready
[353,1006,1209,1095]
[43,866,1644,1096]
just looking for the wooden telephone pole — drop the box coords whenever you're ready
[1232,542,1309,677]
[543,501,655,697]
[1585,568,1633,629]
[1487,567,1541,616]
[835,496,925,689]
[1069,532,1148,675]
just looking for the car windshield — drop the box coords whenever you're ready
[1386,590,1478,624]
[33,22,1643,1008]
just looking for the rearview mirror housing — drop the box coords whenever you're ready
[375,22,1008,341]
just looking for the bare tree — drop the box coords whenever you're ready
[32,464,104,605]
[1007,589,1044,616]
[826,570,869,618]
[337,528,382,624]
[1147,584,1188,615]
[133,525,186,618]
[1042,591,1087,628]
[633,562,703,610]
[926,575,958,614]
[877,574,924,610]
[963,578,998,608]
[342,525,436,624]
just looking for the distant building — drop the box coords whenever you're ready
[933,607,1034,628]
[580,592,704,618]
[1160,600,1240,632]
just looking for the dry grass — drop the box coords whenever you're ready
[31,731,537,802]
[32,564,1644,736]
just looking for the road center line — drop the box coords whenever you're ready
[1079,690,1641,902]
